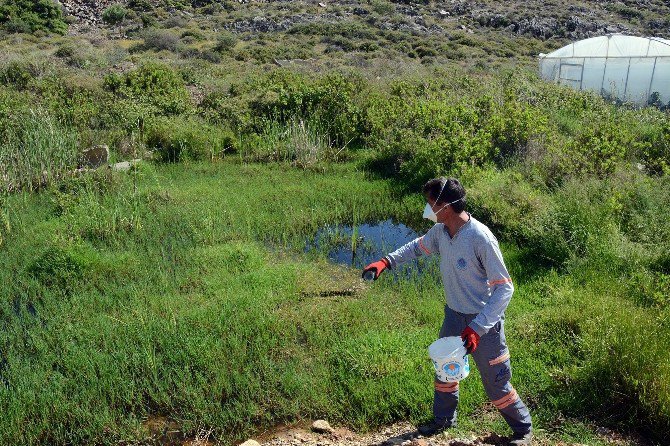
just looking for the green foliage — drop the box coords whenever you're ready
[0,0,67,34]
[54,42,99,68]
[640,122,670,176]
[558,114,643,178]
[144,116,236,162]
[27,245,91,291]
[0,109,79,193]
[127,0,154,11]
[0,60,35,89]
[239,120,336,167]
[236,70,366,146]
[140,28,180,52]
[366,81,547,188]
[214,31,238,53]
[102,4,129,25]
[104,63,192,116]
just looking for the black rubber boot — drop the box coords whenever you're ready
[509,430,533,445]
[417,419,456,437]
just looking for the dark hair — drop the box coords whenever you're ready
[422,177,466,213]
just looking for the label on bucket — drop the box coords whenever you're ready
[428,336,470,382]
[443,361,462,378]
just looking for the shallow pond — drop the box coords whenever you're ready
[307,219,440,280]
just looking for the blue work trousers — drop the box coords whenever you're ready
[433,305,532,435]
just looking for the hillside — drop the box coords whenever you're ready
[57,0,670,40]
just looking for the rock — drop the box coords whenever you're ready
[110,159,142,172]
[319,2,326,7]
[410,440,427,446]
[312,420,334,434]
[239,440,261,446]
[439,10,449,16]
[81,145,109,169]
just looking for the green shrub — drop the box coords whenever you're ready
[54,42,98,68]
[144,116,236,162]
[141,28,180,52]
[27,246,91,291]
[640,122,670,176]
[242,71,366,146]
[0,0,67,34]
[102,4,128,25]
[128,0,154,11]
[181,28,206,41]
[104,63,192,116]
[239,120,335,167]
[0,60,34,89]
[214,31,237,53]
[163,15,188,28]
[140,13,157,27]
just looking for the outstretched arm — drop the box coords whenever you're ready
[384,224,440,269]
[362,224,441,279]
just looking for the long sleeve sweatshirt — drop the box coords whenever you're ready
[384,214,514,337]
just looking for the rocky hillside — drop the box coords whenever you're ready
[57,0,670,41]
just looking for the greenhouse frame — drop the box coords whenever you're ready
[538,34,670,106]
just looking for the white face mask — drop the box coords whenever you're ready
[422,198,464,222]
[422,180,465,222]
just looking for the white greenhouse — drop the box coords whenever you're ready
[539,34,670,106]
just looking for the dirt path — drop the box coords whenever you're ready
[144,415,643,446]
[245,421,638,446]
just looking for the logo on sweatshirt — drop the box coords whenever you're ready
[456,258,467,270]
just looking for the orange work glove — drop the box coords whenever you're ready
[362,258,390,281]
[461,326,480,354]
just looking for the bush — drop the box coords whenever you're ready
[144,116,236,162]
[142,28,180,52]
[0,60,34,89]
[640,122,670,176]
[239,120,335,167]
[54,42,98,68]
[27,246,90,292]
[163,15,188,29]
[104,63,192,116]
[0,0,67,34]
[242,71,367,146]
[128,0,154,11]
[214,31,237,53]
[102,4,128,25]
[366,94,534,187]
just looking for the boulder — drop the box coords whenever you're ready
[311,419,334,434]
[81,145,109,168]
[239,440,261,446]
[110,159,142,172]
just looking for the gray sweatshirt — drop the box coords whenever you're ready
[385,214,514,337]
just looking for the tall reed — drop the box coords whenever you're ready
[0,109,78,193]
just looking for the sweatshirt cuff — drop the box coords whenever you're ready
[469,320,488,337]
[383,255,394,270]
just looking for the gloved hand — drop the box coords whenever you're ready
[362,258,390,280]
[461,326,480,354]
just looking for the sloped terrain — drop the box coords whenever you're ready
[58,0,670,40]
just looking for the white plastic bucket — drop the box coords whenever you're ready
[428,336,470,382]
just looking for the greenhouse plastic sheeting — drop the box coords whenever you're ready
[539,35,670,106]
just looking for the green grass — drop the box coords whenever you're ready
[0,160,668,445]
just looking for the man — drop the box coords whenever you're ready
[362,177,533,446]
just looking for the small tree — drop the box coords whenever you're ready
[0,0,67,34]
[102,4,128,25]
